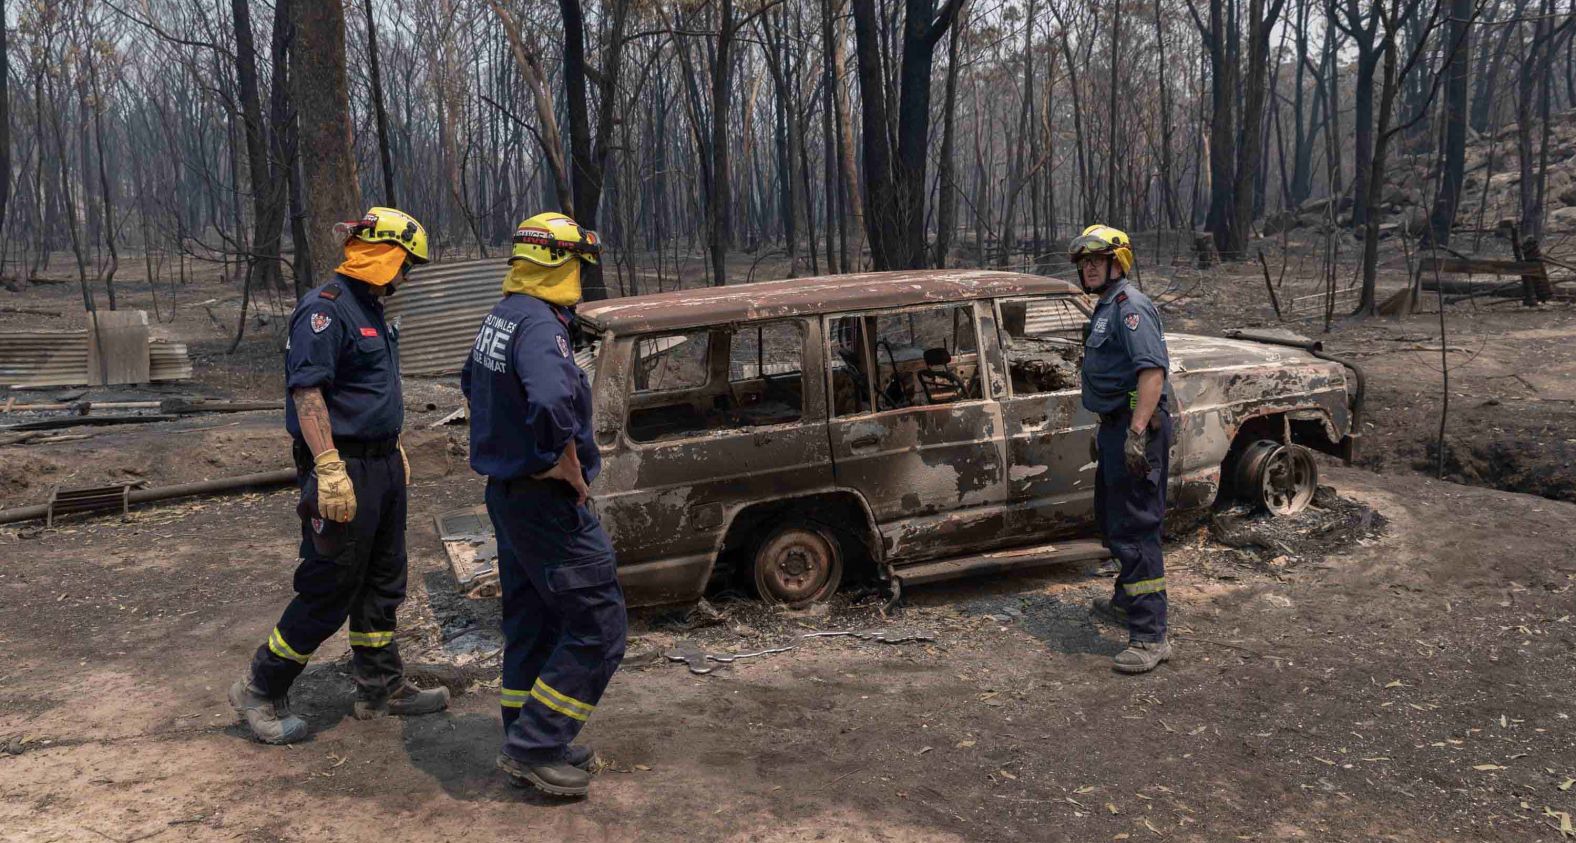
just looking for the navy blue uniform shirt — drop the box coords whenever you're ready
[1081,278,1170,415]
[461,293,600,483]
[284,275,404,442]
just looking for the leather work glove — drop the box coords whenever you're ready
[398,440,411,486]
[314,449,357,523]
[1123,424,1151,479]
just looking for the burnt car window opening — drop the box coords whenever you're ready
[627,321,806,444]
[998,295,1086,395]
[829,304,982,414]
[829,314,876,416]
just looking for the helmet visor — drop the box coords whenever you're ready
[1068,234,1117,262]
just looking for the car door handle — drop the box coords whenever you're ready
[849,434,880,449]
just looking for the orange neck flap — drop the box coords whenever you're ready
[335,240,407,287]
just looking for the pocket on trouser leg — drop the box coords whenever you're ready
[545,557,618,593]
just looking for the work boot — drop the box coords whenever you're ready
[1089,596,1128,626]
[352,679,451,720]
[1113,639,1172,675]
[229,678,308,745]
[505,745,598,789]
[497,752,591,798]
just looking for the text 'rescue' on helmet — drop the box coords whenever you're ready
[511,212,600,268]
[1067,224,1133,275]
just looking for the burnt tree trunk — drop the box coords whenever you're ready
[933,7,965,267]
[1426,0,1473,246]
[0,0,10,254]
[850,0,964,269]
[363,0,398,206]
[1233,0,1289,255]
[291,0,362,288]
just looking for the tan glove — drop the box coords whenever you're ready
[314,449,357,523]
[398,440,411,486]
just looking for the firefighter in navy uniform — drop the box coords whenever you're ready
[1072,225,1175,675]
[229,207,450,744]
[462,212,627,799]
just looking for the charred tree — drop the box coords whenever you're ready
[290,0,362,290]
[849,0,965,269]
[363,0,397,206]
[1426,0,1473,246]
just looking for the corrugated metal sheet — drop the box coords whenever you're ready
[384,260,501,376]
[0,331,193,388]
[150,341,194,382]
[1023,298,1086,335]
[0,332,91,387]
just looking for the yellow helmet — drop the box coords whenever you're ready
[1067,224,1133,275]
[347,206,430,264]
[511,212,600,267]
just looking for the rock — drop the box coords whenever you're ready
[1548,206,1576,227]
[1262,211,1300,236]
[1558,185,1576,206]
[1298,196,1335,215]
[1399,206,1429,237]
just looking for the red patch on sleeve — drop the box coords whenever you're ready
[359,327,379,338]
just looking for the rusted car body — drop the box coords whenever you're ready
[451,270,1361,608]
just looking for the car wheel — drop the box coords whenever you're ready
[750,523,844,607]
[1232,439,1318,515]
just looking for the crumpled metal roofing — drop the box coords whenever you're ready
[0,331,192,388]
[383,259,501,377]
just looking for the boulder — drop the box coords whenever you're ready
[1548,206,1576,228]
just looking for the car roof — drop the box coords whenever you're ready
[577,269,1081,334]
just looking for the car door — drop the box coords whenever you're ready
[823,302,1011,565]
[593,318,833,592]
[993,294,1102,541]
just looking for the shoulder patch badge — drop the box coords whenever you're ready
[318,283,341,301]
[311,313,332,334]
[556,334,571,358]
[1115,291,1129,305]
[1124,313,1140,331]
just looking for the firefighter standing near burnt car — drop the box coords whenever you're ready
[229,207,450,744]
[1072,224,1175,674]
[462,212,627,799]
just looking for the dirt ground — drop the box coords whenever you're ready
[2,250,1575,840]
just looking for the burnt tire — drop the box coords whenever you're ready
[750,523,844,607]
[1233,439,1318,516]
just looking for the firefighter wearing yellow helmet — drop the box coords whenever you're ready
[503,211,602,305]
[463,211,625,798]
[1073,224,1175,675]
[230,206,448,745]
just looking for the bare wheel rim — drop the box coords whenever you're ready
[1257,444,1317,515]
[754,527,841,605]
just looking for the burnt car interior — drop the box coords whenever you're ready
[997,296,1086,394]
[830,304,981,415]
[626,320,806,443]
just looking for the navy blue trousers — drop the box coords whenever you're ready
[250,443,407,700]
[1094,408,1172,643]
[487,477,628,765]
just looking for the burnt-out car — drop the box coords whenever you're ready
[437,270,1362,608]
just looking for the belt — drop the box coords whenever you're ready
[293,437,400,461]
[1100,406,1169,427]
[493,475,560,496]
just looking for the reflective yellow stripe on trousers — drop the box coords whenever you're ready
[1123,577,1166,596]
[267,627,311,664]
[529,679,594,722]
[500,687,528,709]
[348,630,395,648]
